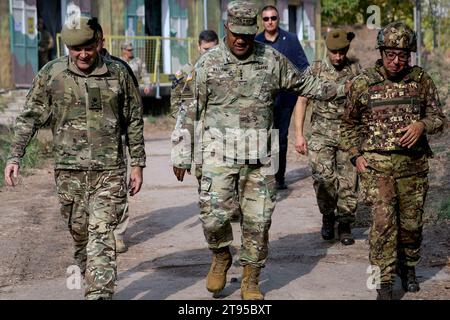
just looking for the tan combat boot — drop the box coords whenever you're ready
[206,247,232,293]
[241,265,264,300]
[116,239,128,253]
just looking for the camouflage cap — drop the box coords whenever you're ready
[61,16,100,47]
[227,1,258,35]
[121,41,133,50]
[325,29,355,50]
[376,21,417,52]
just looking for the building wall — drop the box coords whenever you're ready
[0,1,13,89]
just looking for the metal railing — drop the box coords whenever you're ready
[55,35,326,81]
[56,34,195,84]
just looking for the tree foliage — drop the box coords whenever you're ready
[321,0,449,52]
[321,0,414,27]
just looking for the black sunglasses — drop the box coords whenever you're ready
[262,16,278,22]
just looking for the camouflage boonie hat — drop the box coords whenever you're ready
[61,16,100,47]
[376,21,417,52]
[325,29,355,50]
[227,1,258,35]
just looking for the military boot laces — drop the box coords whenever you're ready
[399,266,420,293]
[338,222,355,245]
[241,265,264,300]
[321,215,335,240]
[376,283,393,300]
[206,247,232,293]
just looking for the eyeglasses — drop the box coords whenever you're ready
[262,16,278,22]
[383,50,409,62]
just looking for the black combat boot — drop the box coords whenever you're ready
[399,265,420,293]
[338,222,355,245]
[376,283,393,300]
[321,215,335,240]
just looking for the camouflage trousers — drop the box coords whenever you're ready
[199,162,276,267]
[195,164,241,219]
[55,169,127,299]
[308,138,358,223]
[359,152,429,284]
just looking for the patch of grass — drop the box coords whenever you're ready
[438,197,450,220]
[147,115,157,124]
[0,128,50,187]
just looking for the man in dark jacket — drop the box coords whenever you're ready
[255,5,309,189]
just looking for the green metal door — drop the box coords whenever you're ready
[125,0,146,37]
[9,0,38,88]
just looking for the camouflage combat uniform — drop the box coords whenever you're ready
[7,55,146,299]
[306,57,361,224]
[171,60,242,214]
[38,29,53,68]
[341,59,446,284]
[173,39,345,267]
[127,57,150,86]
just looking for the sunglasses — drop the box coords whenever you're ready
[262,16,278,22]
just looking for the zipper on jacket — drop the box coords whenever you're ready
[84,79,92,170]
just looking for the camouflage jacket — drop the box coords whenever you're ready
[341,59,446,158]
[172,40,345,168]
[170,63,198,167]
[126,57,150,85]
[8,55,146,170]
[101,49,139,88]
[170,62,195,118]
[306,57,361,146]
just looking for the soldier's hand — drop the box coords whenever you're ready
[295,134,308,155]
[399,122,425,148]
[173,166,189,182]
[129,166,143,196]
[355,156,368,173]
[4,163,20,187]
[143,86,152,95]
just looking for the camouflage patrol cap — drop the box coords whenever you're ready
[121,41,133,50]
[61,16,100,47]
[325,29,355,50]
[376,21,417,52]
[227,1,258,35]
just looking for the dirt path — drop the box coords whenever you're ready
[0,120,449,300]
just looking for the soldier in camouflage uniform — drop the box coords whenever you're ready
[295,29,361,245]
[38,18,54,69]
[172,1,348,300]
[171,30,219,185]
[4,17,146,300]
[171,30,241,222]
[121,41,151,95]
[341,22,446,299]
